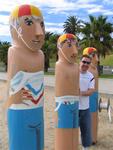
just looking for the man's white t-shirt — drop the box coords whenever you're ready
[79,71,95,110]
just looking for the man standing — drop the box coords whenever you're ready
[83,47,99,144]
[79,55,95,150]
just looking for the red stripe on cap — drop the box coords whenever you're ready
[88,47,95,54]
[66,34,74,39]
[18,4,31,17]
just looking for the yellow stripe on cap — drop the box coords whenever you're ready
[10,4,43,20]
[58,33,76,44]
[31,5,42,17]
[58,34,67,44]
[10,6,19,20]
[83,47,97,55]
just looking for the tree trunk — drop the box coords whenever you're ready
[44,53,50,72]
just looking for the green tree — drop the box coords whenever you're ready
[81,15,113,58]
[63,16,82,36]
[0,41,10,71]
[42,32,59,72]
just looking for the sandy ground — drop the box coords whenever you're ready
[45,87,113,150]
[0,84,113,150]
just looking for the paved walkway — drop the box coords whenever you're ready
[45,75,113,97]
[0,72,113,97]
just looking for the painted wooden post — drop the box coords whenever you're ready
[6,4,45,150]
[55,33,79,150]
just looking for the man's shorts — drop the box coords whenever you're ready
[90,91,98,112]
[55,96,79,128]
[7,107,44,150]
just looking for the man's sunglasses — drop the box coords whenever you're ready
[82,60,91,65]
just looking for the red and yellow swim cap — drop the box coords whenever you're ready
[10,4,42,20]
[83,47,97,56]
[58,33,77,44]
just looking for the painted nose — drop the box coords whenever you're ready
[35,22,44,36]
[95,54,99,63]
[73,46,78,56]
[71,53,77,58]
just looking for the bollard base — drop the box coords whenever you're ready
[92,141,97,145]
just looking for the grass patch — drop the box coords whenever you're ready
[44,71,55,75]
[100,54,113,66]
[44,73,113,78]
[50,57,56,68]
[50,54,113,68]
[99,74,113,78]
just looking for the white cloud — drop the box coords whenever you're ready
[0,15,10,36]
[77,0,97,3]
[0,15,9,25]
[45,22,63,27]
[0,0,112,15]
[103,0,113,4]
[0,0,72,37]
[87,6,113,16]
[87,6,104,14]
[0,0,76,12]
[0,24,10,36]
[0,0,113,40]
[103,10,113,15]
[45,22,64,34]
[46,26,63,34]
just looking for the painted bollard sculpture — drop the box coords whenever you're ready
[6,4,45,150]
[83,47,99,144]
[55,33,79,150]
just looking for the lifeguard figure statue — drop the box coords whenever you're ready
[55,33,79,150]
[6,4,45,150]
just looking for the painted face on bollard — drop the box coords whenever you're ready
[92,53,99,65]
[58,34,78,64]
[83,47,98,65]
[10,4,45,51]
[19,16,45,51]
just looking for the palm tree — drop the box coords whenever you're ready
[63,16,82,37]
[81,15,113,58]
[42,32,59,72]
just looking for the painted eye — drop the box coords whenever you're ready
[67,42,72,47]
[72,39,79,47]
[40,21,44,28]
[25,18,33,26]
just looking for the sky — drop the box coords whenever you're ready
[0,0,113,43]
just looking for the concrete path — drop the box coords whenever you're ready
[0,72,113,97]
[45,75,113,96]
